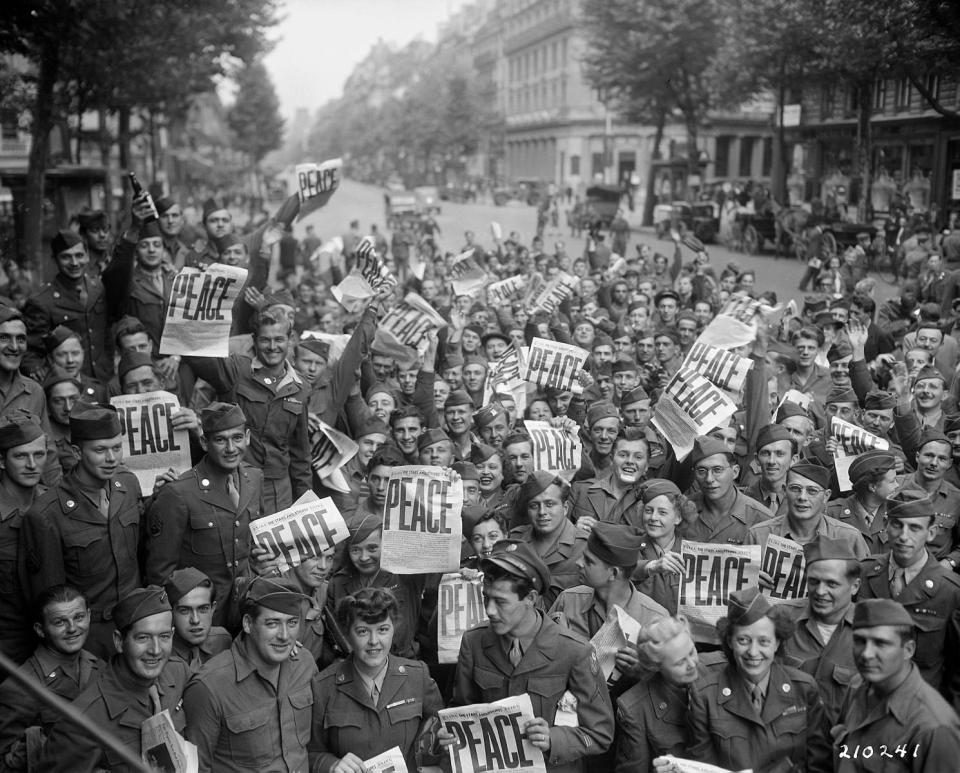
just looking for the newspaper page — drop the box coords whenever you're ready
[381,466,463,574]
[651,367,739,461]
[771,388,814,421]
[682,342,753,400]
[694,295,763,349]
[830,416,890,491]
[110,391,191,493]
[658,756,738,773]
[523,338,589,392]
[527,272,579,315]
[249,491,349,573]
[141,710,198,773]
[449,249,487,297]
[438,572,488,664]
[295,157,342,220]
[590,605,642,682]
[381,292,449,346]
[523,420,581,475]
[483,346,526,406]
[363,747,408,773]
[309,419,359,493]
[329,234,394,313]
[439,694,546,773]
[761,534,808,603]
[159,263,248,357]
[486,275,525,307]
[679,541,762,642]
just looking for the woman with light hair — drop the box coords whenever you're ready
[614,615,701,772]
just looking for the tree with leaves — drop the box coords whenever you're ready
[229,59,285,164]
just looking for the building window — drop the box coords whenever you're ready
[714,136,731,178]
[591,152,604,177]
[739,137,755,178]
[0,110,18,141]
[821,85,836,119]
[571,155,580,175]
[895,78,911,110]
[873,79,887,111]
[925,72,940,103]
[762,137,772,177]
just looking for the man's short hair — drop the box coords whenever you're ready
[389,405,424,428]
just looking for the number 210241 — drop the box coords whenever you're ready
[838,744,920,760]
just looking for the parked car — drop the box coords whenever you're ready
[414,186,442,215]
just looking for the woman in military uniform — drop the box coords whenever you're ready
[633,480,687,615]
[311,588,443,773]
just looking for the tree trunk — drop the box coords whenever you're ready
[642,110,666,226]
[770,77,787,204]
[23,43,60,276]
[685,118,700,201]
[855,82,872,223]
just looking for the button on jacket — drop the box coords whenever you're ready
[509,520,588,607]
[824,494,889,555]
[311,655,442,772]
[453,613,614,773]
[183,636,319,773]
[569,472,645,529]
[683,490,771,545]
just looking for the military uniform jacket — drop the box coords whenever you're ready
[833,664,960,773]
[186,354,311,497]
[896,473,960,564]
[101,239,178,346]
[683,490,772,545]
[549,584,668,641]
[311,655,443,773]
[453,613,614,772]
[182,636,319,773]
[633,535,682,615]
[20,470,142,618]
[0,374,61,487]
[745,512,870,560]
[36,657,189,773]
[509,520,588,608]
[858,552,960,705]
[22,273,112,380]
[0,483,45,663]
[825,494,889,555]
[687,661,832,773]
[145,459,262,625]
[569,472,644,529]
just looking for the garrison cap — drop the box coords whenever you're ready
[825,386,858,405]
[474,402,507,429]
[587,522,644,568]
[803,534,857,565]
[917,427,951,451]
[137,220,162,241]
[164,567,213,605]
[755,424,793,451]
[776,401,808,422]
[640,478,681,503]
[479,539,551,594]
[0,417,43,452]
[451,460,480,482]
[298,338,330,360]
[944,413,960,435]
[724,586,772,628]
[347,513,383,545]
[70,405,121,441]
[469,443,499,464]
[42,325,80,354]
[690,435,732,464]
[611,358,639,374]
[244,576,307,616]
[214,233,243,256]
[593,333,614,349]
[444,390,474,409]
[653,327,682,345]
[863,390,897,411]
[913,364,945,384]
[587,403,621,426]
[621,386,649,405]
[848,450,897,484]
[154,196,177,216]
[355,415,389,439]
[826,339,854,362]
[887,493,935,522]
[51,230,84,258]
[464,324,485,339]
[463,354,488,370]
[0,306,22,325]
[788,462,831,489]
[519,470,564,508]
[853,598,915,629]
[365,383,397,404]
[200,402,246,434]
[202,197,228,221]
[117,350,155,382]
[41,367,81,395]
[113,585,170,631]
[417,427,451,452]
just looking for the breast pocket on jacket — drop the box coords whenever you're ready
[525,675,568,722]
[62,526,106,577]
[188,513,224,556]
[224,706,276,765]
[474,668,506,702]
[288,686,314,746]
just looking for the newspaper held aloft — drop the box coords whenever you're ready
[309,419,358,494]
[110,391,191,493]
[141,710,198,773]
[483,345,527,407]
[682,342,753,400]
[439,694,546,773]
[651,367,739,461]
[523,420,581,475]
[438,572,488,664]
[590,605,642,682]
[761,534,808,603]
[678,540,762,643]
[771,388,813,421]
[523,338,589,392]
[381,292,449,346]
[486,275,525,307]
[363,746,408,773]
[159,263,248,357]
[526,272,579,315]
[830,416,890,492]
[249,491,349,573]
[380,466,463,574]
[331,237,397,312]
[449,249,487,297]
[295,157,342,221]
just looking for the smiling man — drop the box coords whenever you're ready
[584,403,622,477]
[743,425,798,516]
[443,390,475,459]
[911,364,948,430]
[164,567,231,671]
[571,431,648,531]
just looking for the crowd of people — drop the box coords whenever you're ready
[1,179,960,773]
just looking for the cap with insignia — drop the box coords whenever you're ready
[587,522,645,568]
[853,598,915,629]
[621,386,649,405]
[42,325,80,354]
[70,405,121,441]
[787,462,831,489]
[0,417,43,452]
[200,402,246,434]
[51,230,84,258]
[474,403,506,429]
[825,386,858,405]
[724,586,772,628]
[863,390,897,411]
[244,576,307,616]
[417,427,450,452]
[587,402,621,427]
[755,424,793,451]
[803,534,857,565]
[298,338,330,360]
[887,493,935,522]
[117,350,154,382]
[848,450,896,484]
[444,390,474,409]
[164,567,213,605]
[913,364,945,384]
[112,585,170,631]
[479,539,551,594]
[690,435,732,464]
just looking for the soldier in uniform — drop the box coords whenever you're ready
[445,539,615,773]
[154,196,193,270]
[570,431,648,530]
[183,577,319,773]
[0,585,104,769]
[509,471,588,607]
[857,494,960,707]
[76,209,112,276]
[741,425,796,516]
[825,450,899,554]
[22,230,112,381]
[633,479,687,615]
[37,585,190,773]
[833,598,960,772]
[33,326,107,404]
[782,535,861,724]
[21,405,142,658]
[0,418,48,664]
[163,567,231,671]
[42,368,80,476]
[184,308,311,512]
[145,402,264,627]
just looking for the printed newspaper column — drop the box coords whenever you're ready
[760,534,808,603]
[332,235,399,312]
[523,420,581,475]
[438,572,488,663]
[694,295,763,349]
[590,605,642,681]
[363,746,408,773]
[651,367,738,460]
[678,540,762,643]
[159,263,248,357]
[110,391,191,493]
[439,694,547,773]
[830,416,890,491]
[249,491,350,573]
[449,249,487,297]
[523,338,589,393]
[381,292,449,346]
[295,157,342,220]
[381,466,463,574]
[309,419,359,493]
[681,342,753,401]
[141,709,198,773]
[483,345,526,405]
[486,275,525,307]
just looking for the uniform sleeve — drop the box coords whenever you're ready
[546,642,614,765]
[452,633,480,707]
[685,679,717,763]
[803,681,833,773]
[613,696,652,773]
[100,239,136,323]
[19,507,66,603]
[182,679,222,773]
[307,679,340,773]
[182,353,238,396]
[0,669,40,769]
[34,706,103,773]
[143,482,189,586]
[321,308,377,425]
[289,394,312,501]
[20,297,51,376]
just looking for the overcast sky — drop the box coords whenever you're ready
[263,0,472,119]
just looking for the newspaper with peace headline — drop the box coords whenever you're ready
[295,157,342,221]
[380,466,463,574]
[523,420,581,476]
[249,491,349,573]
[526,272,579,315]
[449,249,487,297]
[363,747,408,773]
[439,694,546,773]
[590,605,642,682]
[141,710,198,773]
[682,342,753,400]
[694,294,784,350]
[830,416,890,491]
[486,275,525,307]
[110,391,191,493]
[438,572,488,663]
[678,540,762,643]
[381,292,448,346]
[523,338,589,393]
[761,534,808,603]
[159,263,248,357]
[331,235,396,312]
[651,367,739,461]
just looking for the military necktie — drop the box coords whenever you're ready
[750,684,764,715]
[98,489,110,519]
[891,568,906,598]
[370,681,380,705]
[509,637,523,668]
[77,279,88,308]
[226,474,240,508]
[148,684,163,716]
